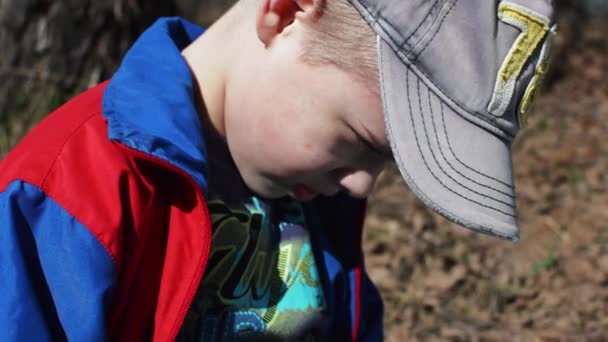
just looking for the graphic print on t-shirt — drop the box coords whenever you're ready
[178,197,326,341]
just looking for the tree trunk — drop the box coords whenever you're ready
[178,0,237,26]
[0,0,178,154]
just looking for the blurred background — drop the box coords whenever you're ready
[1,0,607,340]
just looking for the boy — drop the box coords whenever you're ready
[0,0,556,340]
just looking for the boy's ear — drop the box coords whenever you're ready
[256,0,324,47]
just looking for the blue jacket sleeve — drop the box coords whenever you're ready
[315,243,384,342]
[0,180,116,341]
[309,194,384,341]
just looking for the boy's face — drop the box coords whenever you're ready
[225,62,390,201]
[223,17,392,202]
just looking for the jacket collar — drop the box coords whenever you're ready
[102,17,208,193]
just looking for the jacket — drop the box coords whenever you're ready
[0,17,383,341]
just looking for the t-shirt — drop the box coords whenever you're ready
[177,129,327,341]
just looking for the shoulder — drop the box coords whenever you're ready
[0,81,159,261]
[0,82,110,191]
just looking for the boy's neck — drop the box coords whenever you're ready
[181,2,258,141]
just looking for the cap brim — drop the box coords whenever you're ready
[378,39,520,241]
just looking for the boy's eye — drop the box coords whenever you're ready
[356,134,394,162]
[356,135,383,158]
[357,136,374,153]
[349,123,394,161]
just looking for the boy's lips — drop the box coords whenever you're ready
[292,184,318,202]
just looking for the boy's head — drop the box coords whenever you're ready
[189,0,556,240]
[298,0,379,92]
[216,0,390,203]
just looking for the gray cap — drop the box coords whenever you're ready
[350,0,557,241]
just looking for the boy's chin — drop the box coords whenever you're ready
[289,184,319,202]
[243,179,289,200]
[246,180,318,202]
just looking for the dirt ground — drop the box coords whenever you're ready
[363,15,608,341]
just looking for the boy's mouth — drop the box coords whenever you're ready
[292,184,318,202]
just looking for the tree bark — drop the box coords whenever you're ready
[0,0,178,153]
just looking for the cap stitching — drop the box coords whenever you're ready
[403,53,516,139]
[355,0,406,54]
[356,0,381,32]
[354,0,407,48]
[405,68,515,217]
[416,77,516,210]
[355,0,452,55]
[400,0,442,51]
[410,0,458,62]
[427,86,516,197]
[440,101,515,188]
[380,44,517,240]
[399,59,513,139]
[358,0,514,139]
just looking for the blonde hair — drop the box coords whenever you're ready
[301,0,379,93]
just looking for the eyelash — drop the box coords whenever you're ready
[356,134,378,156]
[349,125,388,160]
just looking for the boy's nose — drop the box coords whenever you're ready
[334,167,383,198]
